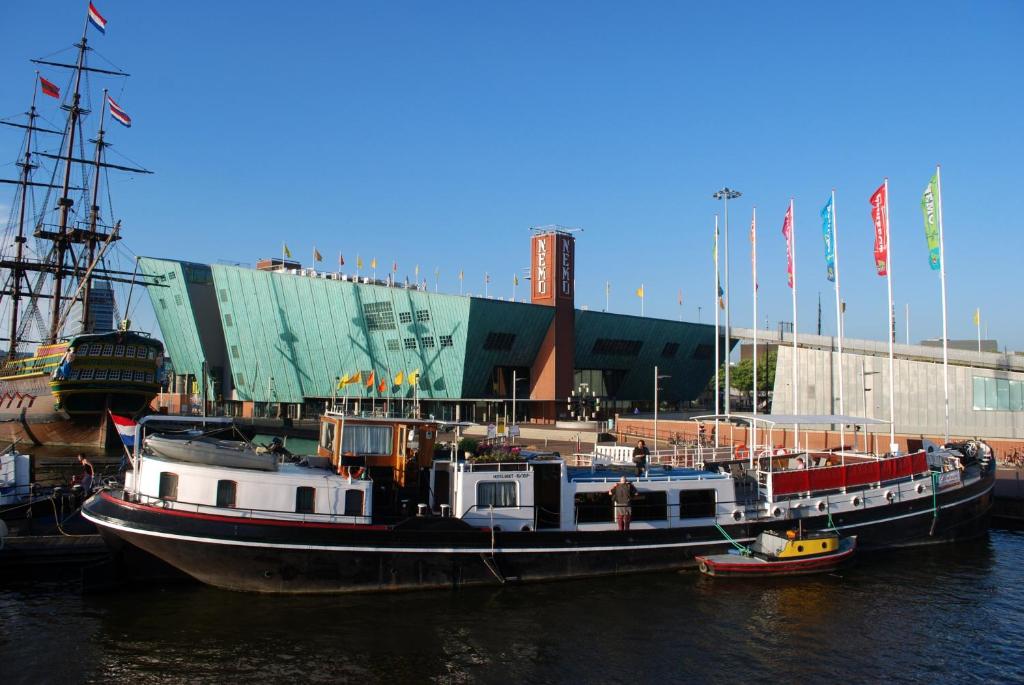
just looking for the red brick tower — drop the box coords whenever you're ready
[529,227,575,419]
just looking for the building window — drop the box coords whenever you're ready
[219,288,229,302]
[231,345,240,358]
[362,301,397,331]
[386,339,400,351]
[168,271,177,280]
[483,332,516,351]
[421,336,436,348]
[344,489,364,516]
[661,342,680,358]
[592,339,643,356]
[295,486,316,514]
[692,343,714,360]
[440,335,454,348]
[415,309,430,322]
[216,480,237,508]
[174,294,183,306]
[973,376,1024,411]
[224,314,233,327]
[403,338,417,349]
[679,489,716,518]
[399,311,413,324]
[478,481,517,508]
[158,472,179,501]
[159,298,167,310]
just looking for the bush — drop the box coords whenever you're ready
[457,437,479,456]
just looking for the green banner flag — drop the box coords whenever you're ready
[921,173,941,270]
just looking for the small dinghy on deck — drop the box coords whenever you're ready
[144,434,278,472]
[696,529,856,577]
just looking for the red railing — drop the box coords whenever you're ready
[770,451,929,496]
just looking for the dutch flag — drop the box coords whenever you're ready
[88,2,107,34]
[109,412,137,449]
[107,95,132,127]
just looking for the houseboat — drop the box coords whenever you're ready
[82,413,995,593]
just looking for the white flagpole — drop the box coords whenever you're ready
[751,207,758,453]
[936,165,950,443]
[790,199,799,448]
[832,190,845,452]
[714,215,720,447]
[640,284,645,316]
[883,178,896,453]
[605,281,610,312]
[976,309,981,353]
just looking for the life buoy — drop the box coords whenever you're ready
[885,490,895,503]
[735,444,749,460]
[699,560,709,574]
[816,500,827,513]
[732,509,744,521]
[851,495,861,507]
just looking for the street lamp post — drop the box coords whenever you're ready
[653,365,671,471]
[511,370,527,444]
[713,187,742,416]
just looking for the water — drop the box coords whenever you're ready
[2,530,1022,684]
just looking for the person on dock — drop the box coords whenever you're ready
[608,476,638,531]
[77,454,94,493]
[633,440,649,477]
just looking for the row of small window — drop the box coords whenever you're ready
[385,335,453,351]
[398,310,431,324]
[478,481,717,521]
[67,369,154,383]
[973,376,1024,412]
[157,472,365,516]
[77,343,158,360]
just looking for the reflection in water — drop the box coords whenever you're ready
[1,532,1023,684]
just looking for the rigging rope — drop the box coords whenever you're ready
[713,521,752,555]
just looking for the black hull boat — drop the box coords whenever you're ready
[82,414,995,594]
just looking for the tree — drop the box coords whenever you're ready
[710,351,778,404]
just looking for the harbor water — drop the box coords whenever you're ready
[2,528,1022,684]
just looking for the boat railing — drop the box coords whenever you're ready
[126,491,370,525]
[758,451,933,501]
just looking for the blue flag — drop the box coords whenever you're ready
[821,195,835,282]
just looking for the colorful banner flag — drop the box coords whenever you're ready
[781,204,794,288]
[348,372,361,386]
[921,174,941,270]
[677,289,682,306]
[370,258,377,270]
[283,243,292,258]
[394,370,404,385]
[337,374,348,389]
[636,286,644,298]
[821,195,835,282]
[107,95,131,127]
[88,2,107,34]
[870,183,889,276]
[392,260,398,272]
[973,308,980,326]
[108,411,136,449]
[313,247,322,262]
[365,371,375,388]
[513,273,519,286]
[338,253,345,267]
[408,369,420,386]
[39,76,60,99]
[377,378,387,393]
[356,256,363,269]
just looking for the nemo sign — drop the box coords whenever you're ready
[532,232,574,304]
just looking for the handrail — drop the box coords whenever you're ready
[125,490,369,524]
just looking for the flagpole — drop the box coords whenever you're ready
[713,216,720,447]
[883,178,896,453]
[832,190,845,452]
[976,309,981,353]
[790,199,799,448]
[751,207,758,452]
[936,164,950,443]
[641,284,645,316]
[605,281,610,312]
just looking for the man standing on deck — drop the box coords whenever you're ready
[77,454,94,493]
[608,476,637,531]
[633,440,649,477]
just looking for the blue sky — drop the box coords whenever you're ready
[2,1,1022,350]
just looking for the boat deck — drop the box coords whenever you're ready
[568,465,727,483]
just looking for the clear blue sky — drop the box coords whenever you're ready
[3,1,1022,350]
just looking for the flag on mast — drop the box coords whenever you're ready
[39,76,61,99]
[821,195,835,281]
[782,203,795,287]
[356,255,363,269]
[338,253,345,267]
[870,183,889,276]
[921,174,942,270]
[313,247,323,262]
[106,95,131,127]
[283,243,292,258]
[88,2,107,34]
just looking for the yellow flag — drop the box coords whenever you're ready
[337,374,348,389]
[407,368,420,386]
[513,274,519,286]
[636,286,644,298]
[973,308,980,326]
[370,258,377,270]
[357,256,364,269]
[283,243,292,258]
[394,370,404,385]
[349,372,361,386]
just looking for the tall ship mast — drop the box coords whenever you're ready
[0,3,163,447]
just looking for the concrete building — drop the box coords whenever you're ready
[734,327,1024,440]
[141,229,731,422]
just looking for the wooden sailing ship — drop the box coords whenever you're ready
[0,6,163,447]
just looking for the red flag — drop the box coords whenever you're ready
[365,370,375,388]
[338,253,345,267]
[377,378,387,393]
[39,76,60,99]
[781,203,794,288]
[870,182,889,276]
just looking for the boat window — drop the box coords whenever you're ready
[114,345,125,357]
[320,422,336,452]
[574,492,613,523]
[125,345,137,358]
[94,369,108,381]
[341,425,393,456]
[216,480,237,508]
[295,486,316,514]
[101,344,114,356]
[679,489,717,518]
[89,343,102,356]
[632,490,667,521]
[344,489,364,516]
[158,472,179,501]
[477,482,517,508]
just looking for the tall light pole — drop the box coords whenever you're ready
[653,366,671,471]
[511,370,527,444]
[713,187,742,415]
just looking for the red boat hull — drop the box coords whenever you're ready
[696,541,856,577]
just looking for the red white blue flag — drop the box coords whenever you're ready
[88,2,107,34]
[108,412,137,449]
[107,95,132,127]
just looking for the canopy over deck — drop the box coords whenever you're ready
[694,413,890,427]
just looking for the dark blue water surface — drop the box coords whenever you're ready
[2,531,1023,684]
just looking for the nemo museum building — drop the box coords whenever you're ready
[140,229,724,422]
